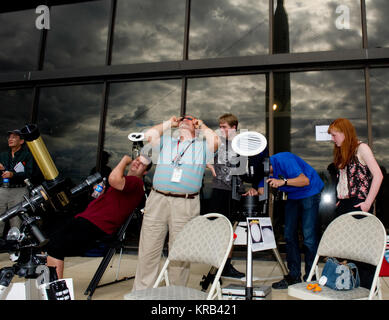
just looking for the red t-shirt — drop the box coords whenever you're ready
[76,176,144,234]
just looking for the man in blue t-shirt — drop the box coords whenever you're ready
[257,152,324,289]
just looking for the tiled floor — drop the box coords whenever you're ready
[1,251,388,301]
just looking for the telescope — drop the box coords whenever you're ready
[0,124,103,300]
[0,124,101,228]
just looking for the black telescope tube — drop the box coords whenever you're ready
[0,193,45,223]
[70,173,102,195]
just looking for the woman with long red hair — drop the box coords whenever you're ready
[327,118,384,289]
[328,118,383,216]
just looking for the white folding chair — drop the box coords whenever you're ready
[288,211,387,300]
[124,213,233,300]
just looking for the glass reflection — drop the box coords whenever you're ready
[278,0,362,53]
[189,0,268,59]
[0,9,40,72]
[370,68,389,228]
[44,1,110,70]
[287,69,366,228]
[289,70,366,170]
[112,0,185,64]
[186,75,267,208]
[0,89,33,153]
[105,80,182,173]
[366,0,389,48]
[37,85,102,183]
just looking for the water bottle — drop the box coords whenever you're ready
[3,178,10,188]
[91,178,106,198]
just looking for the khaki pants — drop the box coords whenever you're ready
[132,190,200,291]
[0,187,27,236]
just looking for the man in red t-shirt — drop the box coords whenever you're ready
[45,154,152,279]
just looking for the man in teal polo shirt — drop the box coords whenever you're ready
[132,115,219,291]
[0,129,35,237]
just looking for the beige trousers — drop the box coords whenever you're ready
[0,187,26,236]
[132,190,200,291]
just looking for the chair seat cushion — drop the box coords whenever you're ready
[288,281,371,300]
[124,286,208,300]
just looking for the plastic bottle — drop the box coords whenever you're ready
[91,178,106,198]
[2,178,10,188]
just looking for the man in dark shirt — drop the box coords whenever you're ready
[44,154,152,279]
[0,129,35,237]
[207,113,268,279]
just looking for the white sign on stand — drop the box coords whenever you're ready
[234,218,277,252]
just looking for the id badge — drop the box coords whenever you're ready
[171,167,183,183]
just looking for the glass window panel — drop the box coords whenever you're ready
[186,75,267,212]
[37,85,103,183]
[105,80,182,185]
[278,0,362,53]
[0,9,40,72]
[189,0,269,59]
[370,68,389,228]
[287,70,367,168]
[112,0,185,65]
[43,1,110,70]
[0,89,33,153]
[366,0,389,48]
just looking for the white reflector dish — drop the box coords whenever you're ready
[128,132,145,142]
[231,131,267,156]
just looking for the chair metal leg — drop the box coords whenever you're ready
[84,210,137,300]
[84,247,117,300]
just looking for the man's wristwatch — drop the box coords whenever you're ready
[283,178,288,186]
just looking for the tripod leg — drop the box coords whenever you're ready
[200,266,218,292]
[272,247,288,276]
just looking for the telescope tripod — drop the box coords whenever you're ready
[200,158,288,300]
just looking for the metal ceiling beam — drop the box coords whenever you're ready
[0,48,388,89]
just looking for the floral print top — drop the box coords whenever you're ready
[336,143,372,200]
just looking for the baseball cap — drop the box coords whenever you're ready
[7,129,22,137]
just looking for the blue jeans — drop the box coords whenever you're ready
[284,193,321,279]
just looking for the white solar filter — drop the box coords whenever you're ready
[231,131,267,156]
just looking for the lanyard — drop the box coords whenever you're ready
[172,139,195,166]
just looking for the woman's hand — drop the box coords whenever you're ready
[354,201,371,213]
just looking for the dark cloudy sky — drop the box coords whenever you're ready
[0,0,388,182]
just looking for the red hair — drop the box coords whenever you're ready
[328,118,359,169]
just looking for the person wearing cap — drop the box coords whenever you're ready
[0,129,35,237]
[132,115,219,291]
[44,154,151,279]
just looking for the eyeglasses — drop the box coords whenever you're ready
[180,116,194,121]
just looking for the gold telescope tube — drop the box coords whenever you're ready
[21,124,59,181]
[26,137,59,181]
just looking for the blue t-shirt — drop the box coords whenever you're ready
[258,152,323,200]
